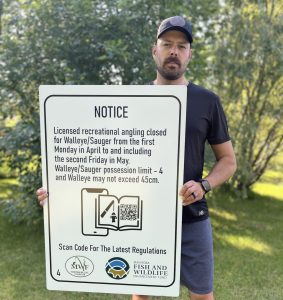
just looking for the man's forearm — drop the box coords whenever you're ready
[205,141,237,189]
[205,155,237,189]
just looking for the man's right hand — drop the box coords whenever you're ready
[36,187,48,206]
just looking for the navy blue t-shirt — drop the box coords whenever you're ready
[182,82,230,223]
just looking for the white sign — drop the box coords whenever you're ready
[39,85,187,297]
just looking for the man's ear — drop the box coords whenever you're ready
[152,45,157,58]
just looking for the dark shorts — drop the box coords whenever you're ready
[180,218,214,294]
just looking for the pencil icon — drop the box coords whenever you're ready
[100,200,115,218]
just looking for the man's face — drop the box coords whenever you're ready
[152,30,192,81]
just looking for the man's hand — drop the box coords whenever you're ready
[179,180,205,206]
[36,187,48,206]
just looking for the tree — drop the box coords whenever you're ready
[0,0,3,35]
[0,0,220,223]
[212,0,283,195]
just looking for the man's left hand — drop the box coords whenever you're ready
[179,180,205,206]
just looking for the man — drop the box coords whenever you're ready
[37,15,236,300]
[132,16,237,300]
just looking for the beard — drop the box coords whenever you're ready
[156,56,186,80]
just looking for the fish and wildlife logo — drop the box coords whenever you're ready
[105,257,130,280]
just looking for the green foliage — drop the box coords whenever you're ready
[0,0,281,224]
[0,0,220,223]
[213,0,283,194]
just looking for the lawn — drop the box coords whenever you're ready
[0,155,282,299]
[211,154,283,300]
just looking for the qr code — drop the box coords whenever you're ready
[119,204,138,221]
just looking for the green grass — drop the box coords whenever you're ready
[210,191,283,300]
[211,153,283,300]
[0,155,282,300]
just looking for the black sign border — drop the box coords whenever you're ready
[44,94,183,288]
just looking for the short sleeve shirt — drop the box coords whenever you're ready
[182,82,230,223]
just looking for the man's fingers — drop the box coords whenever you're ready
[36,188,46,195]
[182,192,197,206]
[179,185,187,196]
[179,180,205,206]
[179,180,195,196]
[38,193,48,201]
[36,187,48,207]
[183,188,194,199]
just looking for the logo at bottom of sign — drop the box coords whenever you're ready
[65,256,94,277]
[105,257,130,280]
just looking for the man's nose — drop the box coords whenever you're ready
[170,45,178,56]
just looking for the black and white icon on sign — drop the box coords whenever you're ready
[81,188,109,236]
[81,188,143,237]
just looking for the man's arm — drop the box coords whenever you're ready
[205,140,237,189]
[180,140,237,206]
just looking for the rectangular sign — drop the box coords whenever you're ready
[39,85,187,297]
